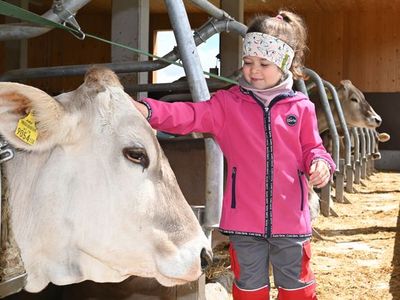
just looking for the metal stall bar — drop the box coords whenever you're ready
[165,0,223,238]
[363,127,371,178]
[369,129,376,173]
[164,1,224,298]
[190,0,231,19]
[352,127,361,184]
[304,68,339,217]
[364,128,372,176]
[294,78,309,96]
[323,80,352,201]
[359,127,367,180]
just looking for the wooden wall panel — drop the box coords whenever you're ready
[301,10,400,92]
[305,13,344,84]
[27,13,111,94]
[344,11,400,92]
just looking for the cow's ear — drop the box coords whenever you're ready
[0,82,65,151]
[378,132,390,143]
[338,80,353,99]
[340,79,352,87]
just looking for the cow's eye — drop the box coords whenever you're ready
[350,98,359,103]
[123,147,149,170]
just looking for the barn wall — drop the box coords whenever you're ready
[26,13,111,95]
[365,93,399,151]
[303,11,400,93]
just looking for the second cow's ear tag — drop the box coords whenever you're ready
[15,111,38,145]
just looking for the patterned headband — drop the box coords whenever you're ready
[242,32,295,73]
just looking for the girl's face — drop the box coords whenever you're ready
[242,56,283,89]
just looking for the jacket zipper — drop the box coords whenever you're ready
[264,105,273,238]
[231,167,237,208]
[243,88,296,238]
[253,93,280,238]
[298,170,305,211]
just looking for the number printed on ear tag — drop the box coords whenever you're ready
[15,111,38,145]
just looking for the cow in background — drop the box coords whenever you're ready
[308,79,389,159]
[309,79,382,133]
[0,67,211,295]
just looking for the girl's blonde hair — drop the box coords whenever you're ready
[246,10,308,79]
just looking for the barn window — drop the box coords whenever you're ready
[152,30,220,83]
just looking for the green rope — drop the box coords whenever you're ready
[0,0,238,85]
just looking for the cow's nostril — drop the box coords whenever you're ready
[200,248,213,270]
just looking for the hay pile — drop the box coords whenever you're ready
[0,169,26,283]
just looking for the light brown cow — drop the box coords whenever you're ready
[0,67,211,295]
[310,80,382,133]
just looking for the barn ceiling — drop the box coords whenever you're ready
[28,0,400,15]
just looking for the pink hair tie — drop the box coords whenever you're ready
[276,14,283,20]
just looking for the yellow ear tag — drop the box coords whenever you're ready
[15,112,38,145]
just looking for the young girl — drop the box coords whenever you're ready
[134,10,335,300]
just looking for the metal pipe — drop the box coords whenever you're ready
[189,0,233,20]
[0,0,90,41]
[352,127,361,184]
[294,78,309,96]
[125,71,240,94]
[370,129,377,155]
[0,59,171,81]
[359,127,367,179]
[323,80,351,166]
[304,68,340,169]
[165,0,223,237]
[0,19,245,81]
[364,128,371,156]
[359,128,366,159]
[351,128,359,162]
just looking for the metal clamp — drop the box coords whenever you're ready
[53,0,85,40]
[0,148,14,164]
[0,139,14,164]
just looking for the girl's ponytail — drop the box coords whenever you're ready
[278,10,308,79]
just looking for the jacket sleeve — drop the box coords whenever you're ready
[141,91,226,136]
[300,101,336,175]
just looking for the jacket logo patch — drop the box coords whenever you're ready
[286,115,297,126]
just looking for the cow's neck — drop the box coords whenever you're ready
[316,100,340,133]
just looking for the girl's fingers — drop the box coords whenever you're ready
[309,161,330,187]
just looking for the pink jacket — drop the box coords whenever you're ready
[143,85,335,237]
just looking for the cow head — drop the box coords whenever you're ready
[336,80,382,129]
[0,67,211,292]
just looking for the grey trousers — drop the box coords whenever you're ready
[229,235,316,291]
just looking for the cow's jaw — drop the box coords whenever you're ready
[150,228,210,286]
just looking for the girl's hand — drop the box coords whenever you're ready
[309,160,331,188]
[132,99,149,119]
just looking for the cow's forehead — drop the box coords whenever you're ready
[349,87,365,101]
